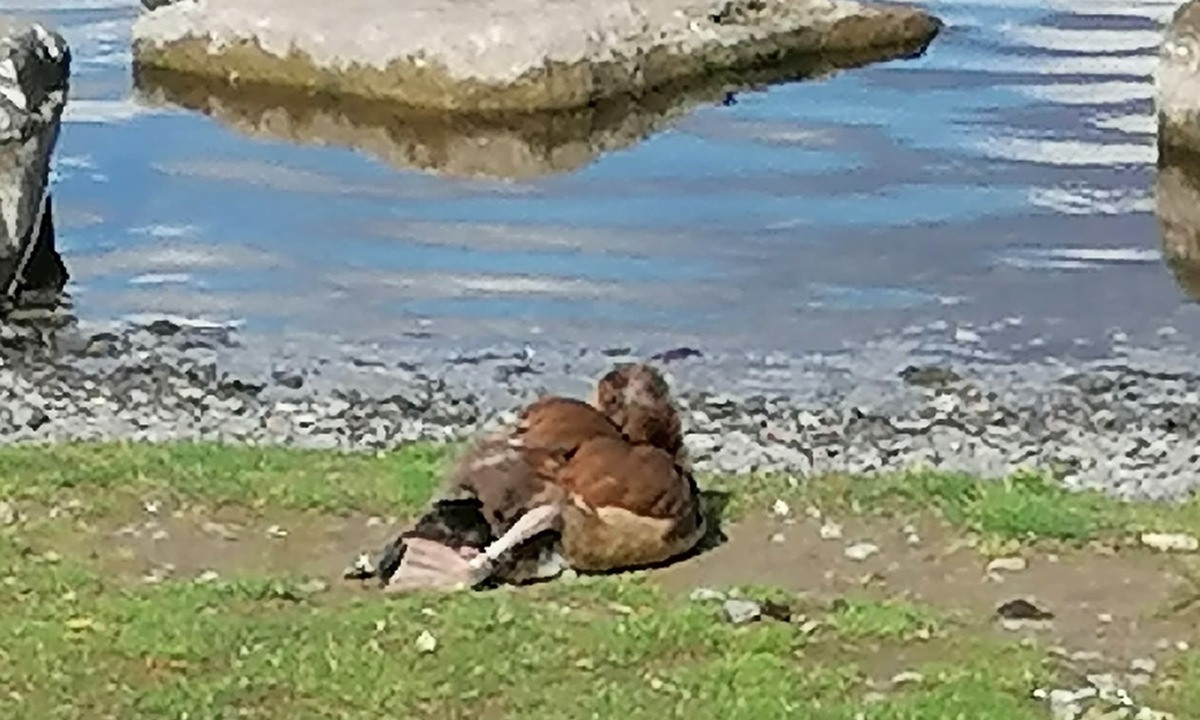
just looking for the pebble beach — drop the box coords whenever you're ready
[5,312,1200,502]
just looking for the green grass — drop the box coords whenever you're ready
[710,466,1200,546]
[5,440,1199,545]
[0,441,452,516]
[0,440,1197,718]
[0,536,1055,720]
[821,596,944,642]
[1148,650,1200,714]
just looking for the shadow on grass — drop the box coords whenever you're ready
[697,489,733,553]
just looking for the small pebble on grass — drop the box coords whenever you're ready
[986,556,1027,574]
[415,630,438,654]
[1140,533,1199,553]
[820,522,844,540]
[845,542,879,561]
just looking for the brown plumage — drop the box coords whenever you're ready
[383,363,703,592]
[591,362,686,466]
[379,395,623,589]
[436,395,624,533]
[553,434,704,572]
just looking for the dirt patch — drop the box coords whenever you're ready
[39,498,1200,670]
[655,511,1200,666]
[49,503,401,590]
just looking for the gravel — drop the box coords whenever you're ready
[4,314,1200,502]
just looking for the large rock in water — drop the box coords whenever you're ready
[131,0,943,113]
[0,17,70,303]
[1158,0,1200,154]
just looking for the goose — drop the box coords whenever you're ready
[369,395,617,587]
[383,362,704,593]
[440,361,686,535]
[372,363,684,585]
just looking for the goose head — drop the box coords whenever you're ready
[590,362,685,462]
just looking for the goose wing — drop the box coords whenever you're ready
[554,436,697,521]
[438,395,620,532]
[512,395,623,454]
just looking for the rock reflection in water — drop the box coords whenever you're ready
[1156,131,1200,303]
[132,44,934,181]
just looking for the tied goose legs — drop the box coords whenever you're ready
[387,503,565,592]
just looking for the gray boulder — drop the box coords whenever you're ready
[1158,0,1200,154]
[0,17,70,302]
[131,0,942,114]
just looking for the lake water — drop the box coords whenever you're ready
[6,0,1196,359]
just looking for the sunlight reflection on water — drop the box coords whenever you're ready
[14,0,1197,354]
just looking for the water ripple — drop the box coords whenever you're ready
[29,0,1194,353]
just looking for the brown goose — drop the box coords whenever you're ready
[384,362,704,592]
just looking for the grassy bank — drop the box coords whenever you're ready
[5,440,1200,544]
[0,441,1197,718]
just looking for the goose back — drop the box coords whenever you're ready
[555,436,705,571]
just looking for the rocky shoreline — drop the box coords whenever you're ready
[3,315,1200,503]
